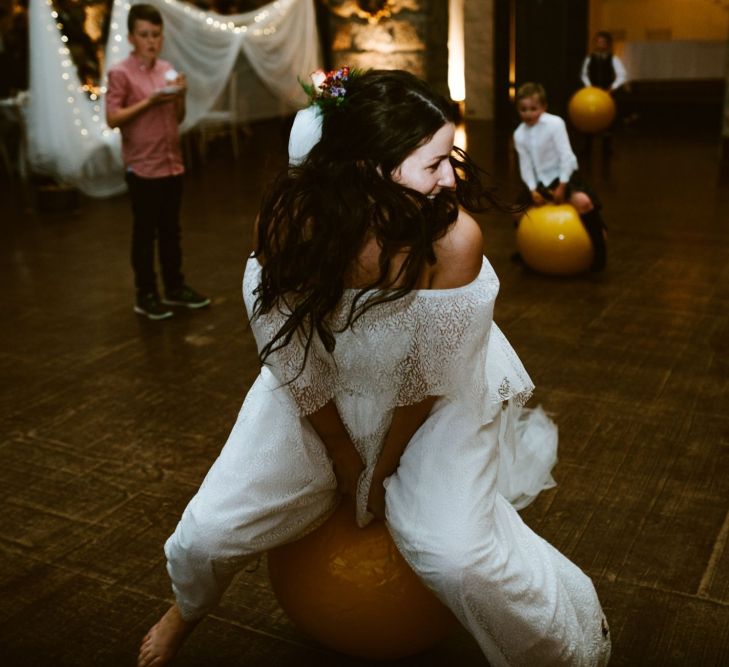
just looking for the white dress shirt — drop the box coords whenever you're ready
[581,54,627,90]
[513,112,578,192]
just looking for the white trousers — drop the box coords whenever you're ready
[165,370,611,666]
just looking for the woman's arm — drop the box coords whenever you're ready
[367,396,437,519]
[306,400,364,501]
[307,397,437,520]
[363,211,486,517]
[293,215,483,518]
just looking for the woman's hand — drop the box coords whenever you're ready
[366,396,437,521]
[306,401,364,502]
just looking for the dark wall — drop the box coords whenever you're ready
[494,0,589,127]
[515,0,588,115]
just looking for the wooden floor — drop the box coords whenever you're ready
[1,112,728,666]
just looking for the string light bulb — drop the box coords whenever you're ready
[41,0,301,147]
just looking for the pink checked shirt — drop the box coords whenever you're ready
[106,54,184,179]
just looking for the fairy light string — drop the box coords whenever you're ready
[44,0,298,143]
[106,0,296,59]
[43,0,111,142]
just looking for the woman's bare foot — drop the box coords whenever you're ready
[137,604,200,667]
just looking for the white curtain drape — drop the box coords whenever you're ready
[28,0,126,196]
[27,0,319,197]
[621,40,727,81]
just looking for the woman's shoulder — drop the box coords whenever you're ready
[429,209,484,290]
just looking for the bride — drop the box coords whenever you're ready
[138,68,611,667]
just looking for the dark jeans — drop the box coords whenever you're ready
[126,172,184,295]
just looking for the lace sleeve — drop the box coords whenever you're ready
[485,323,535,408]
[393,297,488,405]
[318,260,503,409]
[394,286,534,415]
[374,269,499,407]
[254,316,336,415]
[243,260,335,416]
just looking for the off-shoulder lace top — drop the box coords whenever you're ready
[243,254,535,524]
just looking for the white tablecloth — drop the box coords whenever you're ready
[622,40,727,80]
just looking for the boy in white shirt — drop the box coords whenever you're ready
[513,82,607,271]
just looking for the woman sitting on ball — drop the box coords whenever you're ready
[138,69,611,667]
[513,82,607,271]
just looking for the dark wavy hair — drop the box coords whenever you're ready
[254,69,509,370]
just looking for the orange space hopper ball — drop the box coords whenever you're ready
[516,204,594,275]
[267,498,457,661]
[568,86,616,133]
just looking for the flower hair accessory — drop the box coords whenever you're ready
[300,66,359,113]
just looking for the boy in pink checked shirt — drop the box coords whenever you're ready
[106,3,209,320]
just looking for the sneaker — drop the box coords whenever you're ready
[162,285,211,309]
[135,292,174,320]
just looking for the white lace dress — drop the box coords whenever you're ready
[164,255,611,666]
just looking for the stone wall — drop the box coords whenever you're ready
[322,0,449,98]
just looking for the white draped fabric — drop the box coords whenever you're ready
[27,0,319,197]
[621,40,727,81]
[28,0,126,197]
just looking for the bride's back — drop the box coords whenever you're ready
[345,210,484,293]
[346,236,434,290]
